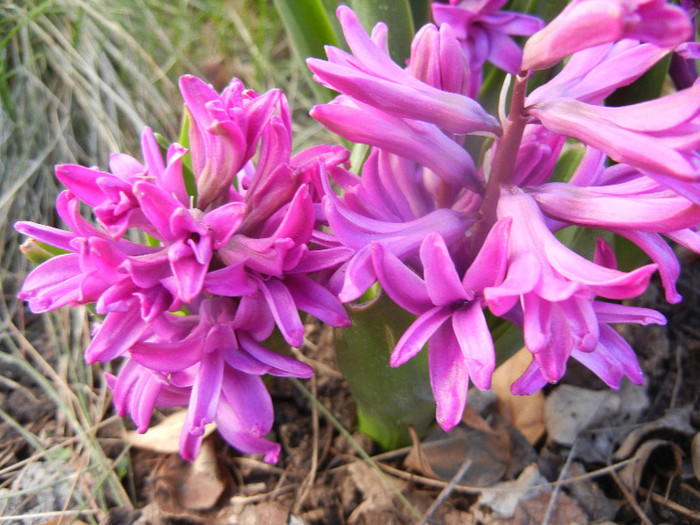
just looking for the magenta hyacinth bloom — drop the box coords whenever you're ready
[372,219,511,431]
[511,301,666,394]
[307,2,699,412]
[16,75,351,462]
[484,189,660,386]
[527,85,700,187]
[307,6,501,137]
[120,297,314,461]
[522,0,692,70]
[319,148,477,303]
[432,0,544,96]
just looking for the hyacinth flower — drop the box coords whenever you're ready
[303,0,700,446]
[526,86,700,189]
[521,0,693,70]
[16,75,351,462]
[431,0,544,96]
[372,219,511,431]
[529,155,700,304]
[483,189,661,385]
[179,75,282,210]
[117,297,314,462]
[320,146,478,303]
[307,6,500,137]
[15,0,700,464]
[54,128,188,238]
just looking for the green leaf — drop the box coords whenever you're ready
[272,0,341,101]
[605,54,672,107]
[550,141,585,183]
[507,0,568,21]
[491,319,525,368]
[333,290,436,450]
[349,142,371,175]
[348,0,415,64]
[408,0,431,30]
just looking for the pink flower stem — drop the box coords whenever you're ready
[473,73,529,253]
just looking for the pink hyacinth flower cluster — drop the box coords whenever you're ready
[14,0,700,460]
[309,0,700,432]
[16,76,352,462]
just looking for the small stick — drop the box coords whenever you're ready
[417,457,472,525]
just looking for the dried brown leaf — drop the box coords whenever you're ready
[126,410,216,454]
[614,406,695,460]
[492,348,546,445]
[406,425,509,486]
[478,464,549,518]
[511,490,589,525]
[544,385,620,447]
[692,433,700,482]
[149,439,232,521]
[404,427,438,478]
[618,439,683,492]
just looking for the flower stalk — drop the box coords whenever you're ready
[475,72,530,252]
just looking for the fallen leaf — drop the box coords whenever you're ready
[461,403,494,433]
[237,501,290,525]
[345,461,407,525]
[404,427,438,478]
[614,406,695,460]
[544,385,620,447]
[478,464,549,518]
[618,439,683,493]
[491,348,546,445]
[406,424,509,486]
[126,410,216,454]
[565,462,619,522]
[511,490,589,525]
[149,439,232,521]
[181,439,228,511]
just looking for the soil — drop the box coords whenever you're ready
[2,253,700,524]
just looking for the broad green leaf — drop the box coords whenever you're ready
[348,0,415,64]
[550,141,585,183]
[507,0,568,21]
[409,0,431,30]
[334,290,435,450]
[606,54,672,107]
[318,0,346,49]
[491,319,525,368]
[272,0,341,101]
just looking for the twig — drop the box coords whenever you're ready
[543,440,577,525]
[418,457,472,525]
[0,508,100,522]
[638,487,700,520]
[670,344,683,409]
[230,484,298,505]
[610,468,654,525]
[293,338,343,379]
[681,482,700,500]
[292,375,320,515]
[374,457,640,494]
